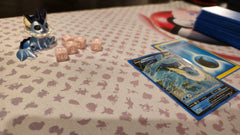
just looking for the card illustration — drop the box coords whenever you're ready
[152,39,240,79]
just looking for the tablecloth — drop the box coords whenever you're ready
[1,1,240,135]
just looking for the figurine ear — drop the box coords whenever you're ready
[42,9,47,19]
[23,15,31,28]
[35,9,40,19]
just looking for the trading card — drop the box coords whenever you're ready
[152,39,240,79]
[129,51,239,120]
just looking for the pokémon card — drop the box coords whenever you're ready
[129,51,239,120]
[152,39,240,79]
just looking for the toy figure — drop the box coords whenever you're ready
[17,9,55,61]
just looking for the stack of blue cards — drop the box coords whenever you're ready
[193,6,240,49]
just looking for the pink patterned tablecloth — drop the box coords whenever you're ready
[1,1,240,135]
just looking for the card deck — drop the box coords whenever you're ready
[193,6,240,49]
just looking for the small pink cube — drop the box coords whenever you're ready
[64,41,78,55]
[62,34,74,42]
[91,38,102,51]
[62,35,74,46]
[75,36,86,49]
[55,47,69,62]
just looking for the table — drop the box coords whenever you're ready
[1,1,240,135]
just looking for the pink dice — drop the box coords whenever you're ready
[55,47,69,62]
[56,35,103,62]
[75,36,86,49]
[62,35,74,46]
[64,41,78,55]
[62,34,74,42]
[91,38,102,51]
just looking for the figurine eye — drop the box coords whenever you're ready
[30,44,36,50]
[34,25,41,30]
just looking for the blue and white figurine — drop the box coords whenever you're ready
[17,9,55,61]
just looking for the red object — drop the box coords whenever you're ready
[150,11,175,32]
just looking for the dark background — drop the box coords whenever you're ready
[0,0,238,18]
[0,0,169,18]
